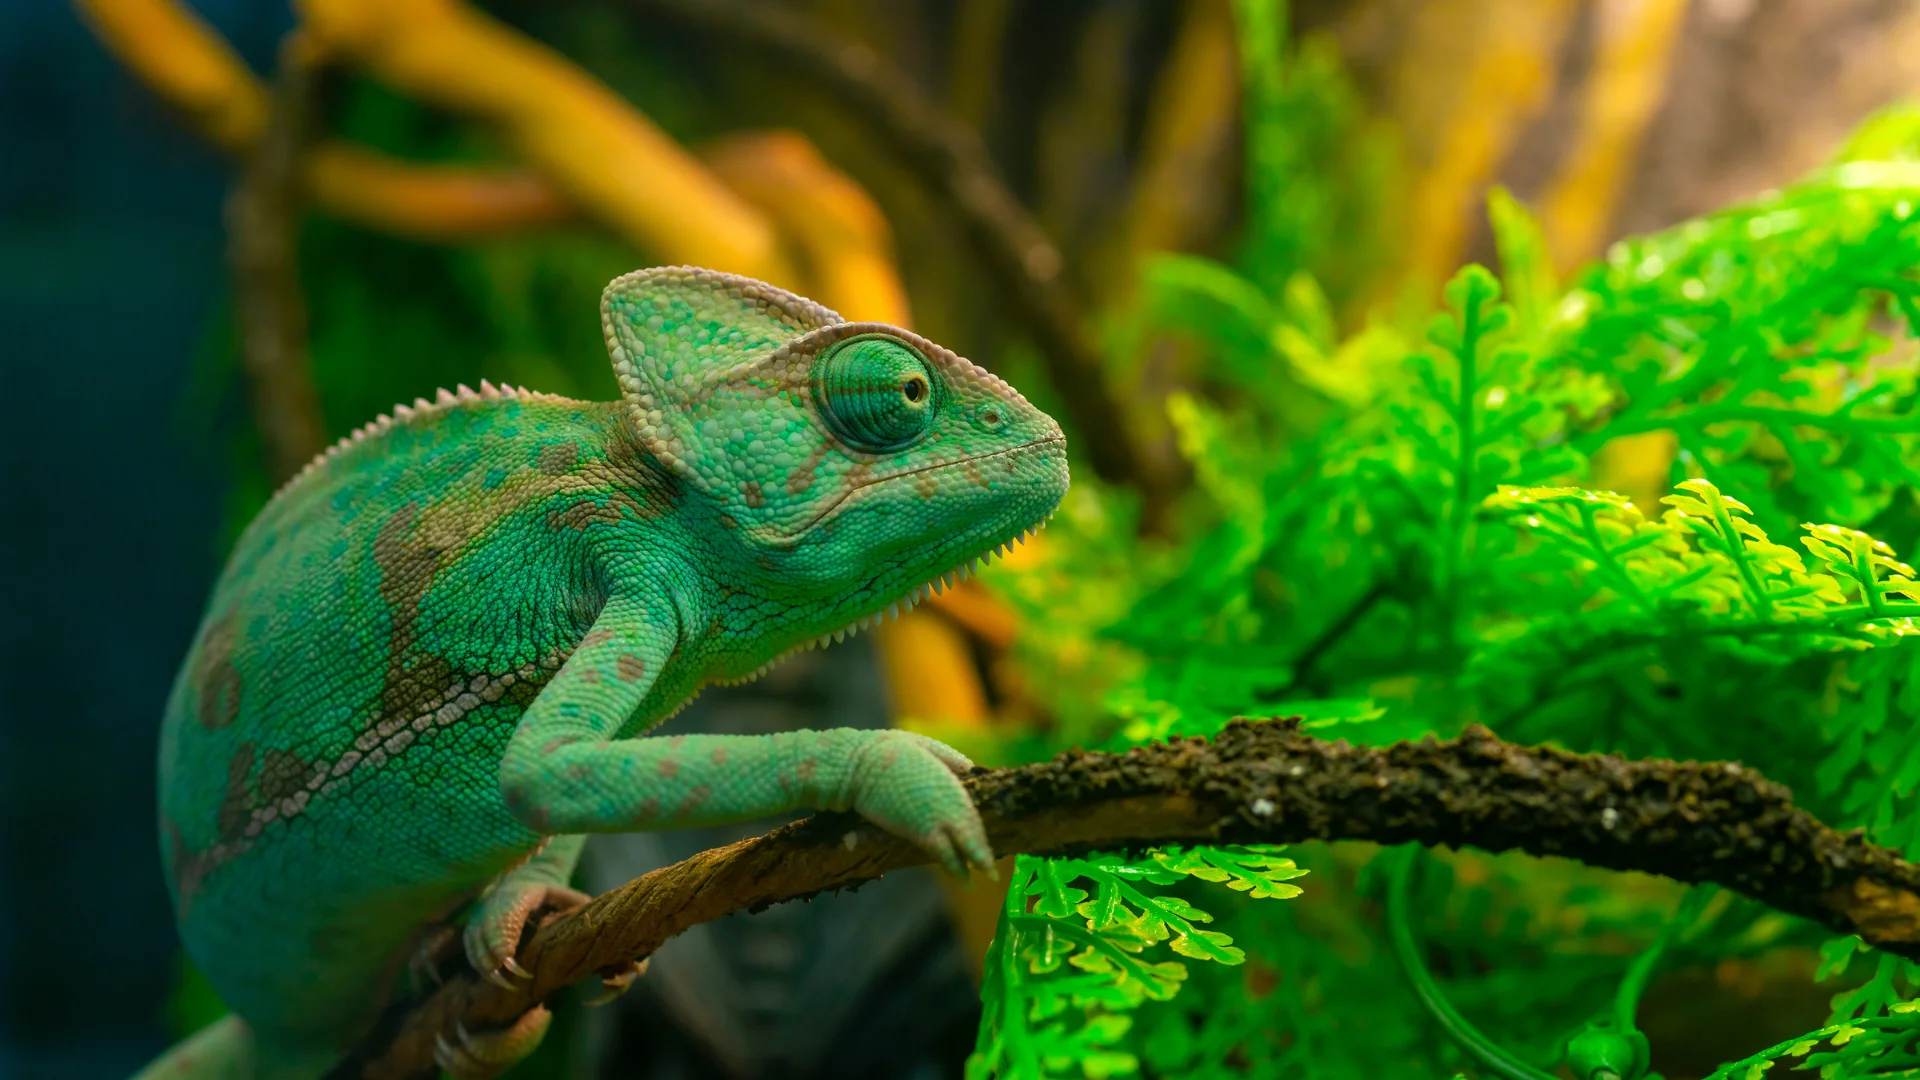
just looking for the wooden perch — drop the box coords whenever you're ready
[226,32,328,485]
[330,717,1920,1079]
[635,0,1174,518]
[73,0,569,239]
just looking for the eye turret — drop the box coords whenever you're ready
[811,335,942,452]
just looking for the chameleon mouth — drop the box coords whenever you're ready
[709,506,1056,688]
[768,436,1067,545]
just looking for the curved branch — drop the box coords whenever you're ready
[72,0,570,238]
[333,717,1920,1079]
[296,0,793,283]
[632,0,1173,518]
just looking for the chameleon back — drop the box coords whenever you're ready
[157,390,664,1047]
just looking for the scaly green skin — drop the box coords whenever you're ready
[147,268,1069,1079]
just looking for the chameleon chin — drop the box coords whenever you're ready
[140,267,1070,1080]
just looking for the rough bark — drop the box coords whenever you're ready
[331,716,1920,1080]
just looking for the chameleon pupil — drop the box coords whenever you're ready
[904,377,926,402]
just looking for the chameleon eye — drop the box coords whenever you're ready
[812,335,941,452]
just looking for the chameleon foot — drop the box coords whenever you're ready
[581,956,650,1007]
[463,880,589,989]
[407,923,462,995]
[848,730,995,877]
[432,1007,551,1080]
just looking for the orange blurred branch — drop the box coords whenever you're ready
[74,0,268,152]
[73,0,569,239]
[296,0,794,281]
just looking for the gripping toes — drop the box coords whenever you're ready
[434,1007,552,1080]
[848,730,993,875]
[463,880,590,989]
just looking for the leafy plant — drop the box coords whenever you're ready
[973,32,1920,1077]
[968,848,1307,1080]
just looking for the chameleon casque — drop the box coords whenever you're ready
[139,267,1070,1079]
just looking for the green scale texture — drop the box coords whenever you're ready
[148,267,1069,1079]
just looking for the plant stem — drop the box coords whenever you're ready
[1614,885,1715,1031]
[1386,848,1560,1080]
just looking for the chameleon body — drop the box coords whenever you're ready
[138,268,1069,1079]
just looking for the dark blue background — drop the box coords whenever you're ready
[0,2,290,1075]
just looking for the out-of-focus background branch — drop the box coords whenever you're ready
[11,0,1920,1076]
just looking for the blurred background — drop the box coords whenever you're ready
[4,0,1920,1077]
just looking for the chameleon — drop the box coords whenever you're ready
[136,267,1070,1080]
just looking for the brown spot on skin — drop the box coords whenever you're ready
[216,742,257,842]
[717,514,739,530]
[913,473,938,500]
[578,668,601,685]
[675,784,713,818]
[257,748,311,804]
[369,502,466,745]
[658,757,680,779]
[546,491,650,532]
[616,654,646,682]
[603,417,682,515]
[580,628,618,648]
[742,481,765,508]
[504,677,546,709]
[795,758,818,784]
[964,460,988,488]
[163,818,237,913]
[373,503,433,658]
[536,442,579,476]
[541,737,580,756]
[787,443,829,496]
[634,797,661,824]
[190,610,243,730]
[711,746,728,766]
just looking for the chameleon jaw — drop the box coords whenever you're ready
[707,512,1054,688]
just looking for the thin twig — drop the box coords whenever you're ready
[1259,580,1393,699]
[333,716,1920,1079]
[226,31,328,484]
[631,0,1174,523]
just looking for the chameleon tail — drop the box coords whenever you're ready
[131,1015,253,1080]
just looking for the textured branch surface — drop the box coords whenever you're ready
[336,717,1920,1079]
[634,0,1170,517]
[226,33,328,485]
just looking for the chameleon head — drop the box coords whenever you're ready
[601,267,1069,662]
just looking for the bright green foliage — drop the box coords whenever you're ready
[967,849,1307,1080]
[973,47,1920,1080]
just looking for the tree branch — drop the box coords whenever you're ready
[632,0,1175,522]
[332,716,1920,1079]
[73,0,570,238]
[226,32,328,485]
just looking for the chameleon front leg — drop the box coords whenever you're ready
[497,594,994,875]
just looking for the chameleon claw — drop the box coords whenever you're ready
[503,957,532,980]
[581,957,648,1007]
[485,967,516,990]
